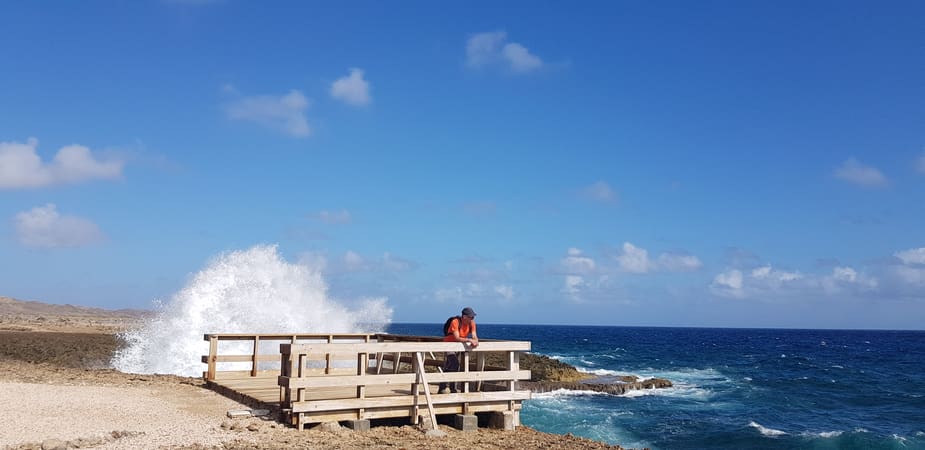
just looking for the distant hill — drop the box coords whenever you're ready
[0,296,151,319]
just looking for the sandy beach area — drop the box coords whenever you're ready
[0,311,628,450]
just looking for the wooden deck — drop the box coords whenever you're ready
[202,333,532,430]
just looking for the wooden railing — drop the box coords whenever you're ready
[279,337,531,429]
[202,333,375,380]
[202,333,532,430]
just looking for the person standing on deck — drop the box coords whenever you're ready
[439,307,479,394]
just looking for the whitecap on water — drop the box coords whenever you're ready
[749,421,787,437]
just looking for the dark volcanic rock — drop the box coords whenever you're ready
[522,377,673,395]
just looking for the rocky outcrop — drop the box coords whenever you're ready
[514,353,673,395]
[521,376,673,395]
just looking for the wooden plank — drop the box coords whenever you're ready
[414,352,438,430]
[282,340,530,355]
[205,333,374,341]
[202,354,281,363]
[279,370,531,389]
[292,390,531,413]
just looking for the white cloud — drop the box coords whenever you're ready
[312,209,352,225]
[330,68,371,106]
[297,251,328,273]
[494,284,514,300]
[225,89,311,137]
[333,250,414,274]
[343,250,365,271]
[502,42,543,72]
[895,247,925,265]
[711,269,745,298]
[916,152,925,175]
[435,283,486,302]
[833,158,887,187]
[751,265,803,283]
[894,265,925,286]
[658,253,704,272]
[0,138,124,189]
[581,181,617,203]
[563,275,585,302]
[562,247,596,274]
[14,204,104,248]
[465,31,544,73]
[822,266,878,294]
[382,252,413,272]
[616,242,652,273]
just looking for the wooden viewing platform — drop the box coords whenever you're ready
[202,333,532,430]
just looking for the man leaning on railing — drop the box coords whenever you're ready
[438,307,479,394]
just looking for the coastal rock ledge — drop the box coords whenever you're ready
[516,353,673,395]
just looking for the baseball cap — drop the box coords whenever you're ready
[461,307,476,318]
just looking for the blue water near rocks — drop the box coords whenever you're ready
[387,324,925,449]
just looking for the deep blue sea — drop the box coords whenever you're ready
[387,324,925,449]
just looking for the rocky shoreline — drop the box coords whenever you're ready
[516,352,673,394]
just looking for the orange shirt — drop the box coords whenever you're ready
[443,317,476,342]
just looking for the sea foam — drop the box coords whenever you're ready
[749,421,787,437]
[111,245,392,376]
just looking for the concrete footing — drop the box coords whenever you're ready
[343,419,370,432]
[489,411,515,431]
[453,414,478,432]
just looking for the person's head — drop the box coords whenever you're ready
[461,307,476,324]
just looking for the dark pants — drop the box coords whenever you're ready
[438,352,459,393]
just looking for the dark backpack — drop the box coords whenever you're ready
[443,316,461,336]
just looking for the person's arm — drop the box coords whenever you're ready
[451,319,467,343]
[469,323,479,348]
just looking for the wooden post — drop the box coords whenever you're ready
[325,334,333,374]
[251,335,260,377]
[206,335,218,381]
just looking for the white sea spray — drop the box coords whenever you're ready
[111,244,392,376]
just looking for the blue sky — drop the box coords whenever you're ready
[1,1,924,329]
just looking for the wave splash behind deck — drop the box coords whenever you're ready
[112,245,392,376]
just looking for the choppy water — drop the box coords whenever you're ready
[390,324,925,450]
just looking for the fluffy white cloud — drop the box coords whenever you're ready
[751,265,803,283]
[297,251,328,273]
[330,68,371,106]
[581,181,617,203]
[14,204,104,248]
[833,158,887,187]
[616,242,652,273]
[658,253,704,272]
[312,209,352,225]
[562,247,596,274]
[563,275,585,302]
[435,283,487,302]
[466,31,544,73]
[502,42,543,72]
[895,247,925,265]
[343,250,366,271]
[821,266,878,294]
[225,89,311,137]
[711,269,745,298]
[0,138,124,189]
[894,265,925,286]
[494,284,514,300]
[382,253,414,272]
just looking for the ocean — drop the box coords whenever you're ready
[388,324,925,450]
